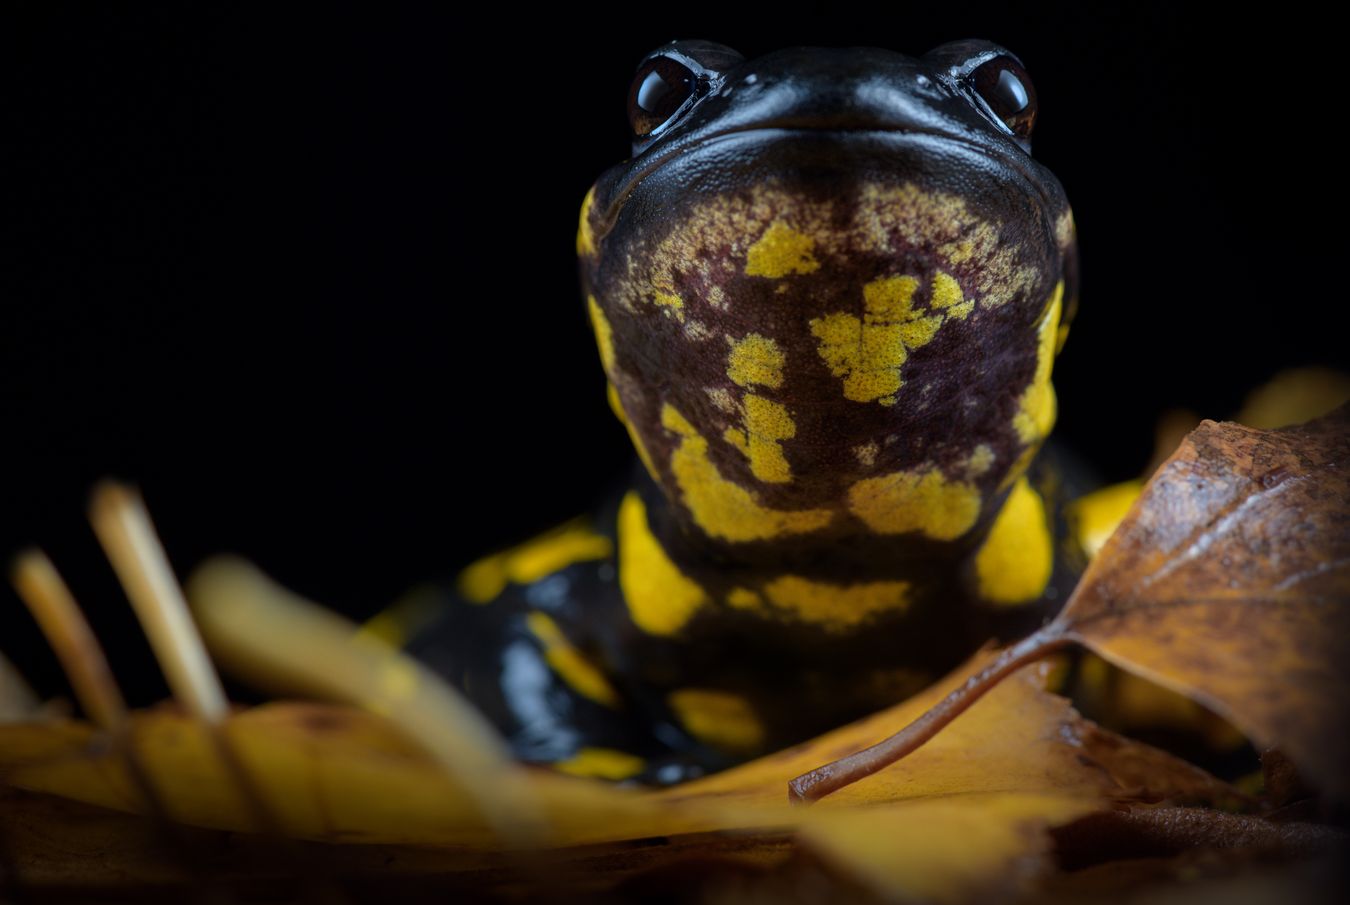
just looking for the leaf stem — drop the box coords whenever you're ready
[788,622,1073,803]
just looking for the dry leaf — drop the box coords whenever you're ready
[794,407,1349,804]
[0,702,743,848]
[0,651,41,721]
[796,793,1097,905]
[665,656,1232,813]
[1,647,1233,902]
[1061,406,1350,800]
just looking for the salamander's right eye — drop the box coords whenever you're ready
[627,55,699,139]
[626,41,743,149]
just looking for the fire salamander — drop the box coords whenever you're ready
[374,40,1082,783]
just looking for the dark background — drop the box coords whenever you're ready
[4,3,1341,706]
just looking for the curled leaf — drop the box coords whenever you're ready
[794,407,1349,803]
[1061,406,1350,800]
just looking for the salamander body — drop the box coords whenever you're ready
[393,40,1081,783]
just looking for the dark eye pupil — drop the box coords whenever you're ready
[628,56,697,138]
[971,56,1037,139]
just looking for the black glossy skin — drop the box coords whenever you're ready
[403,41,1082,782]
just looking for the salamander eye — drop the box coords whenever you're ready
[627,55,700,139]
[625,41,743,148]
[970,56,1037,139]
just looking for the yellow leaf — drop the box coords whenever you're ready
[798,793,1098,905]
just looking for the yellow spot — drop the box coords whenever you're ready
[966,444,995,477]
[705,387,737,414]
[726,334,784,389]
[525,611,621,708]
[607,382,660,482]
[744,221,819,277]
[575,186,597,257]
[854,442,879,468]
[606,382,625,419]
[810,275,947,404]
[553,747,645,781]
[587,295,615,375]
[455,553,508,604]
[974,478,1053,606]
[506,525,613,585]
[662,405,833,542]
[653,289,685,322]
[947,300,975,320]
[1066,480,1143,560]
[724,335,795,482]
[759,575,912,631]
[617,491,709,635]
[1013,281,1064,445]
[1055,209,1075,249]
[930,271,962,308]
[724,394,796,484]
[848,466,981,540]
[455,521,613,604]
[683,319,711,341]
[667,688,766,754]
[726,587,763,610]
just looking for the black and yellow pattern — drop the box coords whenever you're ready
[398,40,1084,780]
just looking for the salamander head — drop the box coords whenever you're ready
[579,41,1077,554]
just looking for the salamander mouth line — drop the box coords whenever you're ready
[595,124,1046,239]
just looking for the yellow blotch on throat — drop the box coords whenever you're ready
[725,334,794,482]
[726,333,784,389]
[810,274,945,405]
[587,295,616,375]
[617,491,709,636]
[662,405,833,542]
[755,574,912,631]
[848,465,982,540]
[1013,281,1064,445]
[966,444,995,477]
[724,394,796,484]
[553,747,645,781]
[930,270,975,320]
[653,289,685,322]
[974,478,1053,606]
[589,298,657,481]
[576,186,597,257]
[667,688,766,754]
[525,611,621,708]
[1066,480,1143,560]
[607,383,660,482]
[455,520,613,604]
[744,221,820,278]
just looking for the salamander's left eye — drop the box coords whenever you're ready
[970,56,1037,139]
[628,56,699,139]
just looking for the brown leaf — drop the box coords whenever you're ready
[1061,406,1350,800]
[793,407,1349,803]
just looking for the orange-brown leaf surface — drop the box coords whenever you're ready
[0,646,1235,901]
[1061,406,1350,799]
[664,657,1231,812]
